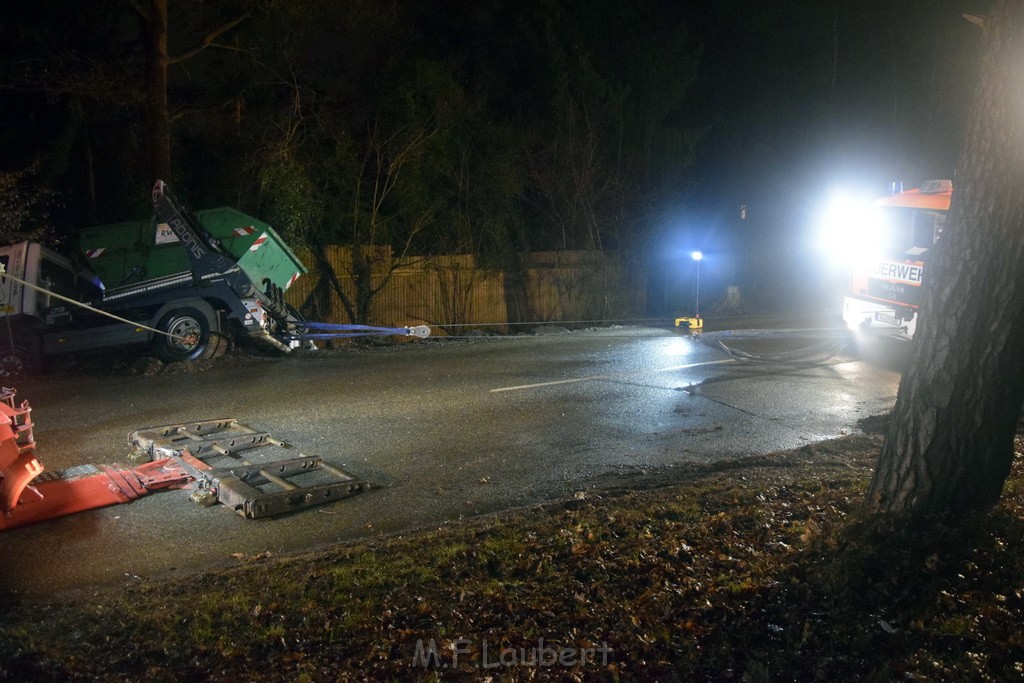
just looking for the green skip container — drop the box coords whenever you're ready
[78,207,307,294]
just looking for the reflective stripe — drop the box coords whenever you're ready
[249,234,268,252]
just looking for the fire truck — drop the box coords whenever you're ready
[840,179,951,338]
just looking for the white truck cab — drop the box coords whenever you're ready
[0,242,102,319]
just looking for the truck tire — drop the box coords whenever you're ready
[0,328,42,379]
[201,332,230,360]
[0,344,41,379]
[154,307,212,362]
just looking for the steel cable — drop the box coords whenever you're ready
[0,269,183,340]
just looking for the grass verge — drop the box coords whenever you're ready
[2,432,1024,681]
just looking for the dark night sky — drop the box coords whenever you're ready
[0,0,995,248]
[686,1,987,211]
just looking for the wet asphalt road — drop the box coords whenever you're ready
[2,324,906,597]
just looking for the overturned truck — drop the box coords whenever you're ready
[0,181,308,375]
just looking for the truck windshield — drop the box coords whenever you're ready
[877,207,947,255]
[37,257,102,309]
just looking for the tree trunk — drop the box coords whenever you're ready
[502,255,535,333]
[353,248,374,325]
[139,0,171,183]
[867,0,1024,517]
[310,241,358,324]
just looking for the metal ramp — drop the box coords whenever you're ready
[129,419,368,519]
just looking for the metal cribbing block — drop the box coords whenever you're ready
[128,420,369,518]
[129,419,250,460]
[202,456,369,519]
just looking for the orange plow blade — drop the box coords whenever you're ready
[0,389,190,531]
[1,459,190,531]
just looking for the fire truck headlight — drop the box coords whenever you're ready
[817,193,882,267]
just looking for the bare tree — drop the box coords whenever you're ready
[332,121,438,324]
[257,83,440,326]
[133,0,248,183]
[867,1,1024,517]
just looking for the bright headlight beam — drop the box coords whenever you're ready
[817,192,884,268]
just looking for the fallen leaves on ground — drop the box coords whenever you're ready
[2,432,1024,681]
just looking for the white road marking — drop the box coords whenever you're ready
[490,358,736,393]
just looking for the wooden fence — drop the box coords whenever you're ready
[284,247,647,333]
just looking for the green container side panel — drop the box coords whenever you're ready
[194,208,308,293]
[78,208,307,293]
[78,219,185,289]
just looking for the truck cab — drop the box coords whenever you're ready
[0,242,106,376]
[0,242,102,318]
[841,179,951,338]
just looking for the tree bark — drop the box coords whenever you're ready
[867,0,1024,517]
[310,241,358,324]
[502,261,535,332]
[139,0,171,184]
[135,2,248,185]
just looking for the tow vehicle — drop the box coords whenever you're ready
[838,179,951,338]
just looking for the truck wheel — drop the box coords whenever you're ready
[0,330,42,379]
[154,308,212,362]
[201,332,230,360]
[0,345,40,380]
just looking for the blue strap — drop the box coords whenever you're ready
[292,322,413,335]
[283,321,431,341]
[287,331,408,340]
